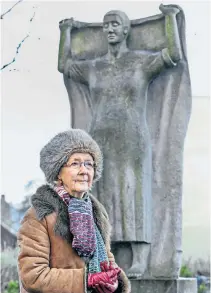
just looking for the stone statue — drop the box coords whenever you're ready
[58,4,192,281]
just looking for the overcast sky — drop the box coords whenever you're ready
[1,0,210,204]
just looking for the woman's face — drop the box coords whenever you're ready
[58,152,95,197]
[103,14,127,44]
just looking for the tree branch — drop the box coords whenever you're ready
[1,0,24,19]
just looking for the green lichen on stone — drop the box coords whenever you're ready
[58,30,66,70]
[166,15,174,56]
[72,31,86,55]
[58,31,65,59]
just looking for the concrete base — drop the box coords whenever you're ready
[130,278,197,293]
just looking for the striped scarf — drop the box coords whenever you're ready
[54,186,108,273]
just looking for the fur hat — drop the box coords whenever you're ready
[40,129,103,184]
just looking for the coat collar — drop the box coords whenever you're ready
[31,184,111,245]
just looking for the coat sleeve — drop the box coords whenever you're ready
[17,210,86,293]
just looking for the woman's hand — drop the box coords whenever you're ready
[88,261,121,292]
[91,261,121,292]
[100,261,119,272]
[93,280,118,293]
[88,269,119,288]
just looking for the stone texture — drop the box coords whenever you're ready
[177,278,198,293]
[130,278,197,293]
[58,5,192,278]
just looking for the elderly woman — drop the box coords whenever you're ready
[17,129,130,293]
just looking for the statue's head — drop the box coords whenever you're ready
[103,10,131,44]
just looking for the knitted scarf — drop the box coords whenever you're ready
[54,186,108,273]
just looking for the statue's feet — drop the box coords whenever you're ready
[127,264,146,279]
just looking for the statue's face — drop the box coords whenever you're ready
[103,14,127,44]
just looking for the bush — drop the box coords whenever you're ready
[4,280,19,293]
[198,283,208,293]
[180,264,193,277]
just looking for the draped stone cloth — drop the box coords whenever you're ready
[61,6,191,277]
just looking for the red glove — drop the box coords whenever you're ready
[91,261,121,293]
[88,269,118,288]
[93,280,118,293]
[100,261,120,272]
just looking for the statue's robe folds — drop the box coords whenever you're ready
[61,7,192,277]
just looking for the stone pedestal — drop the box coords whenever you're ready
[130,278,197,293]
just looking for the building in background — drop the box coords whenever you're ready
[1,195,17,250]
[0,180,43,250]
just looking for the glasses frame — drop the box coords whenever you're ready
[63,161,95,171]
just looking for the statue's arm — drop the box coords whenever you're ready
[145,4,183,78]
[159,4,182,63]
[58,18,73,73]
[58,19,90,84]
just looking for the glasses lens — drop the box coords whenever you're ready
[66,161,94,170]
[84,162,94,169]
[70,162,80,168]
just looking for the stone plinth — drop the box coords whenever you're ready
[130,278,197,293]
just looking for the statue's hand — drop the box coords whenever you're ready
[159,4,180,15]
[59,18,73,30]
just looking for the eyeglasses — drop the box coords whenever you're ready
[63,161,95,171]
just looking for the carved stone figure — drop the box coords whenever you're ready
[58,4,191,279]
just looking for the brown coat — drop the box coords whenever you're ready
[17,185,130,293]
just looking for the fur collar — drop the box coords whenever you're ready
[31,185,130,293]
[31,184,112,246]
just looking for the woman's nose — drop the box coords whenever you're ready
[78,163,88,173]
